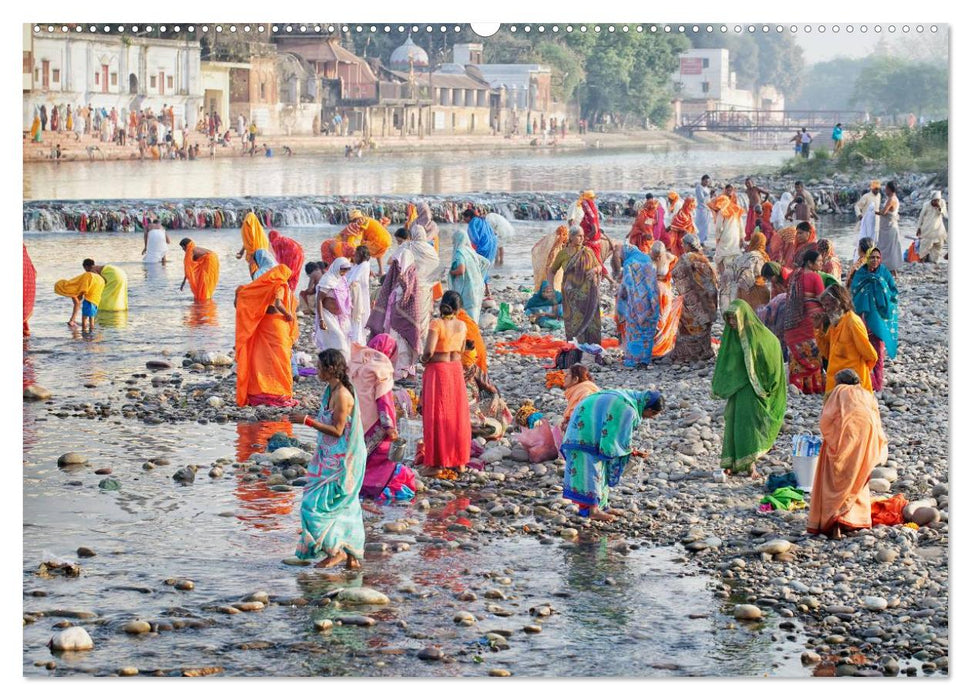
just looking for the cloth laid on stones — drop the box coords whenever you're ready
[765,472,800,493]
[496,334,619,360]
[870,493,909,527]
[760,486,807,511]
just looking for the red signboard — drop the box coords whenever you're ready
[681,58,704,76]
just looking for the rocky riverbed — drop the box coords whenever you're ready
[25,259,948,677]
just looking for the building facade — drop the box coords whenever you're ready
[23,29,203,130]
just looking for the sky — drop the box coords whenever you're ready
[795,26,949,66]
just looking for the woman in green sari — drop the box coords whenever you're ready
[562,390,664,521]
[546,226,602,344]
[712,299,787,477]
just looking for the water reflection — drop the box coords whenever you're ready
[97,310,129,329]
[235,420,293,462]
[185,299,219,327]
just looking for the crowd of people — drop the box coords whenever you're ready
[23,175,947,567]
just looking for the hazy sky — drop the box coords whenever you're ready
[795,26,949,65]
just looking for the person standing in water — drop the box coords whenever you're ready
[142,217,171,264]
[54,258,106,332]
[179,238,221,302]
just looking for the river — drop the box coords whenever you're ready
[25,146,834,677]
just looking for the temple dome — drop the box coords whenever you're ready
[390,36,429,71]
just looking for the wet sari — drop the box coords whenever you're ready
[628,201,660,252]
[549,245,602,345]
[668,199,697,257]
[183,242,220,301]
[240,212,270,277]
[268,230,305,292]
[850,263,899,392]
[562,390,659,511]
[295,385,366,562]
[783,268,826,394]
[712,300,787,473]
[651,248,683,358]
[449,229,489,323]
[670,251,718,363]
[617,251,661,366]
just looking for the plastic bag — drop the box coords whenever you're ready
[516,420,558,463]
[495,302,519,332]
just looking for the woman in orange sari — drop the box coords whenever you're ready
[768,225,799,271]
[650,241,683,358]
[807,369,888,539]
[627,195,661,252]
[236,212,270,278]
[443,290,487,375]
[668,197,697,256]
[235,264,299,407]
[179,238,220,301]
[814,285,878,395]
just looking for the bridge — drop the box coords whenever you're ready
[676,110,868,136]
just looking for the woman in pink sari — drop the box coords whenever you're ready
[350,334,417,502]
[268,230,305,292]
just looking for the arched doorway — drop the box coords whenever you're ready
[129,73,138,95]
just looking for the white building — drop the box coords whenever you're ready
[23,30,203,130]
[671,48,785,124]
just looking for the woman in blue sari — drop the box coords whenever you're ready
[289,349,366,569]
[524,280,563,329]
[616,245,662,367]
[850,247,898,392]
[448,229,490,323]
[562,390,664,521]
[248,248,277,280]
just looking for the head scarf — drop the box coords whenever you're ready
[252,248,277,279]
[667,191,679,203]
[349,338,396,434]
[713,299,786,402]
[870,180,881,190]
[746,232,767,255]
[367,333,398,363]
[850,261,899,360]
[349,209,365,223]
[670,198,697,234]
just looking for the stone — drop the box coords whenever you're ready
[123,620,152,635]
[454,611,477,626]
[99,478,121,491]
[903,499,937,521]
[559,528,579,540]
[801,651,821,665]
[234,601,265,612]
[864,597,888,612]
[335,615,376,627]
[336,587,390,606]
[757,539,792,555]
[871,467,898,482]
[418,647,444,661]
[244,591,270,604]
[911,507,940,526]
[383,522,409,534]
[146,360,173,370]
[484,589,507,600]
[48,627,93,652]
[172,467,196,484]
[76,547,96,558]
[270,447,311,466]
[24,384,52,401]
[489,669,512,677]
[734,604,763,621]
[868,478,891,494]
[57,453,87,468]
[118,667,139,676]
[524,624,542,634]
[206,397,225,409]
[314,619,334,632]
[173,579,194,591]
[875,548,898,564]
[209,466,224,479]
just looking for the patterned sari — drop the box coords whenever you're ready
[562,390,659,511]
[783,268,825,394]
[617,251,661,366]
[850,263,899,391]
[549,245,602,344]
[295,385,366,562]
[670,251,719,363]
[712,300,787,473]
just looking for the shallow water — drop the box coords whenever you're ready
[23,415,805,677]
[24,147,792,201]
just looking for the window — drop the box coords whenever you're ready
[702,58,710,69]
[167,76,173,89]
[150,76,157,88]
[52,69,60,83]
[95,72,100,85]
[260,82,266,100]
[110,73,117,86]
[34,69,39,81]
[702,82,710,94]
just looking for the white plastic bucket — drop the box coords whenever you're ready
[792,455,818,493]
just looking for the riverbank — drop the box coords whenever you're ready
[22,128,755,164]
[27,259,948,677]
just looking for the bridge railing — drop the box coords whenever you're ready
[678,110,868,131]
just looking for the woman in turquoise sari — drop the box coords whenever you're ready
[849,247,898,392]
[562,390,664,521]
[616,245,661,367]
[289,349,366,569]
[448,229,490,323]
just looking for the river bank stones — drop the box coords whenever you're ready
[48,627,93,652]
[335,587,390,606]
[123,620,152,634]
[57,453,87,468]
[24,384,52,401]
[734,604,763,621]
[757,539,792,555]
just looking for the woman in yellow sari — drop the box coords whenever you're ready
[235,264,299,407]
[236,212,270,278]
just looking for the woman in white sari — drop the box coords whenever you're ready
[345,246,372,345]
[771,192,793,233]
[485,211,515,266]
[315,257,353,360]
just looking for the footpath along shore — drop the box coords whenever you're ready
[32,258,949,677]
[23,128,748,163]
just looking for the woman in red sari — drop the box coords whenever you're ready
[419,297,471,478]
[627,195,660,252]
[817,238,843,279]
[791,221,818,267]
[783,250,826,394]
[234,264,299,407]
[268,230,305,292]
[23,244,36,337]
[668,197,697,257]
[768,225,799,271]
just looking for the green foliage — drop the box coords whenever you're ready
[789,56,871,111]
[851,57,947,120]
[689,32,804,94]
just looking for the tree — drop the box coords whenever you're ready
[852,56,947,120]
[689,32,803,95]
[790,56,872,111]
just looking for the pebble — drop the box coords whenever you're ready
[118,667,139,676]
[24,384,52,401]
[868,478,891,494]
[234,601,265,612]
[48,627,93,652]
[146,360,173,370]
[524,624,542,634]
[336,588,390,606]
[57,453,87,468]
[123,620,152,634]
[76,547,96,558]
[864,597,889,612]
[911,507,940,526]
[559,528,579,540]
[98,478,121,491]
[734,604,762,621]
[314,619,334,632]
[454,611,477,626]
[336,615,376,627]
[757,539,792,555]
[173,579,195,591]
[417,647,444,661]
[489,669,512,677]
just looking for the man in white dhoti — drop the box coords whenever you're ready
[694,175,713,245]
[915,191,948,263]
[855,180,882,241]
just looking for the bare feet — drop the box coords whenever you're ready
[588,508,616,522]
[346,555,361,570]
[67,320,78,328]
[315,551,347,568]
